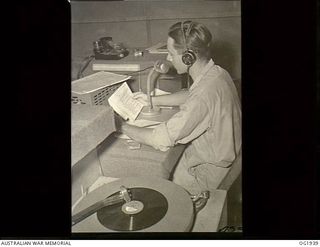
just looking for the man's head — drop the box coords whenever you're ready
[166,21,213,74]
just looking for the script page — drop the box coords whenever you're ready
[108,82,144,121]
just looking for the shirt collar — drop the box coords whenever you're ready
[189,59,215,91]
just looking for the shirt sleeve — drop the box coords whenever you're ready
[150,96,211,151]
[210,102,241,168]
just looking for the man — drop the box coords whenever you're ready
[117,21,241,194]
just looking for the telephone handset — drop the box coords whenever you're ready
[93,37,129,60]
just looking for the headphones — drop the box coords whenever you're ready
[181,21,197,66]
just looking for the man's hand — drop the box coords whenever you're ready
[132,92,149,106]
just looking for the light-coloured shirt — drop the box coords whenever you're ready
[150,59,242,170]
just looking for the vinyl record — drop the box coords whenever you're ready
[72,177,194,232]
[96,187,168,231]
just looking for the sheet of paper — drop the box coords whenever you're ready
[153,88,171,96]
[110,87,169,138]
[115,133,131,140]
[108,82,144,121]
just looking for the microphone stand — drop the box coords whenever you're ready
[141,68,161,116]
[141,60,171,116]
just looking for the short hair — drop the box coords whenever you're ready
[168,21,212,59]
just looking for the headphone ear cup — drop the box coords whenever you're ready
[182,50,196,66]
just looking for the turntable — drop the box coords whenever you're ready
[72,177,212,232]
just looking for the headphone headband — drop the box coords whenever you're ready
[181,21,187,51]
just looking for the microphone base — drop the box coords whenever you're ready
[141,106,161,116]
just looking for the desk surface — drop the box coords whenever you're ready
[98,106,185,179]
[98,134,185,179]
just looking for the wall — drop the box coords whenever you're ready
[71,0,241,80]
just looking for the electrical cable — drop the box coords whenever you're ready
[124,66,153,75]
[77,54,95,79]
[187,66,191,89]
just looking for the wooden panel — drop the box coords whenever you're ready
[72,21,148,59]
[71,1,146,23]
[145,1,240,20]
[71,1,240,23]
[205,18,241,80]
[149,17,241,79]
[71,1,241,79]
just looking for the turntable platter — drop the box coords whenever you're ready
[72,177,194,232]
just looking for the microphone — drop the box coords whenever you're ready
[153,60,171,73]
[141,60,172,116]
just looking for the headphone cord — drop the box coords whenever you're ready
[187,66,191,89]
[77,54,95,79]
[124,66,153,75]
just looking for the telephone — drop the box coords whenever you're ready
[93,37,129,60]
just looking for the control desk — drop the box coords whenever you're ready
[72,49,186,207]
[71,48,230,232]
